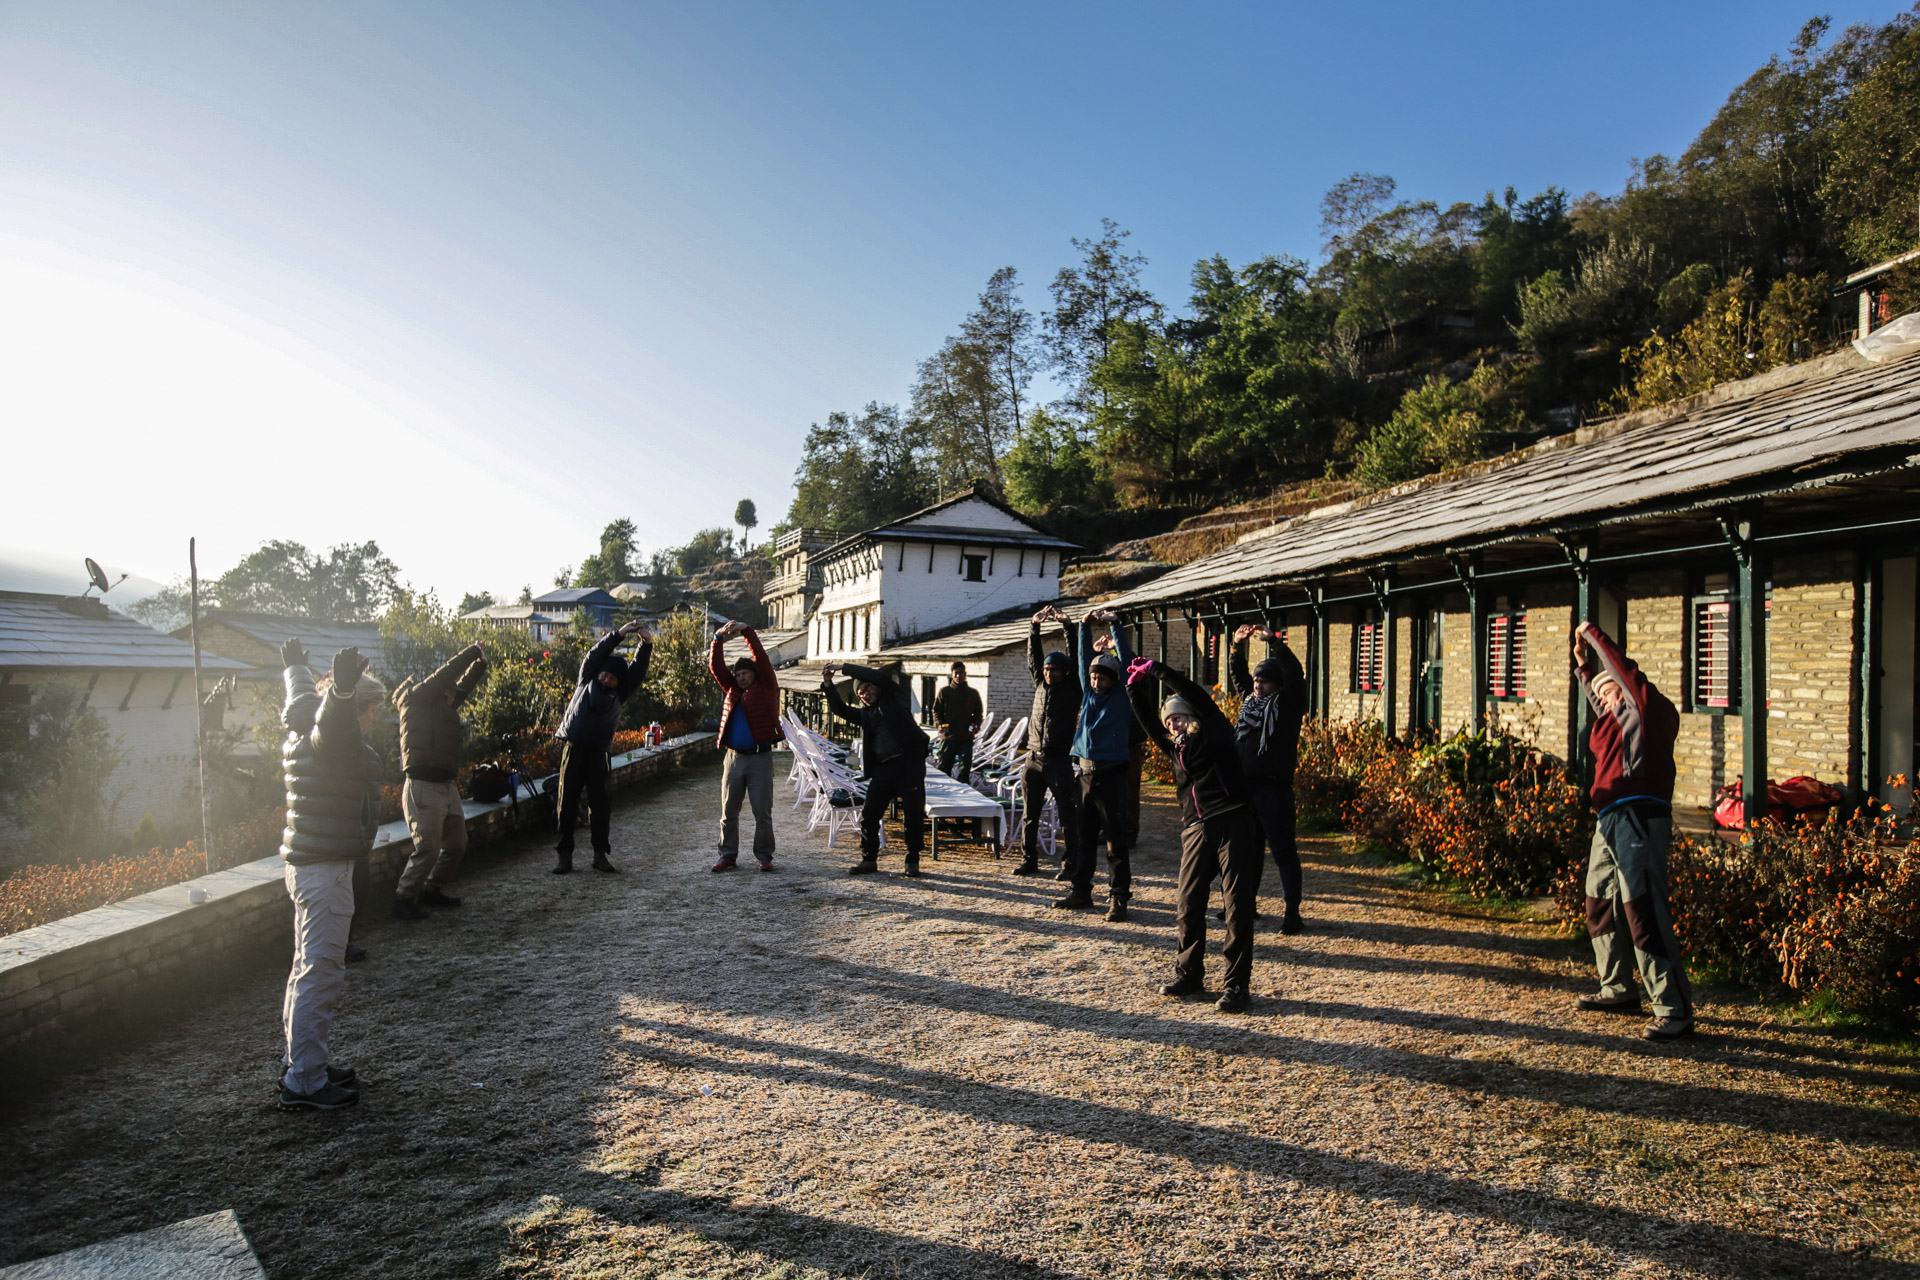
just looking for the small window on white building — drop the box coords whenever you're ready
[962,554,987,582]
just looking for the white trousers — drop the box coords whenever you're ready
[282,860,355,1095]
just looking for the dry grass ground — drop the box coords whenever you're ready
[1,758,1917,1279]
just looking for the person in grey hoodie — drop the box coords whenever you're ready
[276,640,385,1111]
[552,619,651,874]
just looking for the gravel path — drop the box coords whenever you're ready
[1,757,1916,1279]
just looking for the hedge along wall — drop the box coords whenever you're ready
[0,733,718,1051]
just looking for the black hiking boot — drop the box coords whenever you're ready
[1643,1016,1696,1041]
[1010,858,1040,877]
[1280,906,1303,935]
[1215,985,1250,1014]
[278,1082,359,1111]
[1159,975,1204,997]
[1105,896,1129,923]
[391,896,428,921]
[591,853,620,873]
[1576,991,1642,1014]
[552,850,574,875]
[1051,889,1093,910]
[903,856,923,877]
[419,887,462,908]
[848,858,878,875]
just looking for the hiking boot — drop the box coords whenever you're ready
[1010,859,1040,877]
[1280,907,1303,935]
[273,1063,356,1086]
[1576,991,1643,1014]
[1105,896,1129,923]
[902,857,923,877]
[1643,1016,1696,1041]
[1159,975,1204,997]
[1051,889,1093,910]
[1053,864,1073,882]
[344,944,368,964]
[278,1082,359,1111]
[419,887,462,908]
[552,850,574,875]
[757,859,776,873]
[848,858,878,875]
[591,853,620,874]
[711,855,738,873]
[391,896,428,921]
[1215,985,1250,1014]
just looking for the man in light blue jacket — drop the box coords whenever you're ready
[1055,608,1134,919]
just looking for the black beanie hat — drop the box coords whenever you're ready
[1253,657,1285,683]
[733,656,756,672]
[1044,650,1072,670]
[601,654,628,681]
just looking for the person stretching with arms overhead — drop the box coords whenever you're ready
[1126,655,1262,1014]
[1055,608,1134,920]
[551,619,651,875]
[1228,624,1309,934]
[709,620,785,872]
[822,662,931,877]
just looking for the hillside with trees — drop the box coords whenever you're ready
[780,11,1920,540]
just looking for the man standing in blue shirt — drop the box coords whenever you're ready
[1055,608,1134,919]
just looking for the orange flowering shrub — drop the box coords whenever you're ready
[1647,802,1920,1020]
[0,845,213,936]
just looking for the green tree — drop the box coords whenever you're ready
[734,499,758,551]
[1004,408,1112,514]
[456,590,495,616]
[574,518,638,590]
[675,528,734,575]
[1821,11,1920,264]
[787,402,937,532]
[126,578,192,633]
[1047,218,1159,415]
[0,680,127,868]
[1352,367,1512,490]
[212,540,401,620]
[641,608,721,728]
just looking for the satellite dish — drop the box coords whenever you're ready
[85,558,111,594]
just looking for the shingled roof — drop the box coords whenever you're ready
[0,592,247,671]
[1108,346,1920,610]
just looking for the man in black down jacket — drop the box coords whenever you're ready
[822,661,930,876]
[391,642,488,918]
[1014,604,1080,878]
[1127,656,1262,1014]
[1229,625,1309,934]
[277,639,386,1111]
[552,620,651,874]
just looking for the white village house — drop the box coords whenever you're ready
[806,489,1081,662]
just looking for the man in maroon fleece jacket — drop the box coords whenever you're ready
[710,620,786,872]
[1572,621,1693,1040]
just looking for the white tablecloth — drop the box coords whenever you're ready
[923,765,1006,854]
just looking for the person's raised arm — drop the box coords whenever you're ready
[452,647,489,705]
[1127,660,1174,756]
[1228,624,1256,696]
[708,627,732,692]
[311,647,369,760]
[819,665,860,724]
[1026,614,1046,685]
[1110,614,1134,666]
[280,638,320,736]
[744,627,776,688]
[1276,641,1307,722]
[1077,616,1095,695]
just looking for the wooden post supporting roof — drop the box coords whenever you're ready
[1721,513,1769,827]
[1450,552,1485,731]
[1561,535,1596,781]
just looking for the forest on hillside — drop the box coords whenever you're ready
[781,10,1920,542]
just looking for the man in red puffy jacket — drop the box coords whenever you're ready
[1572,622,1693,1040]
[710,620,785,872]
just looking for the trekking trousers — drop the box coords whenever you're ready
[936,733,975,785]
[1585,800,1692,1019]
[719,748,776,859]
[1020,755,1080,862]
[1249,783,1302,908]
[860,755,925,861]
[282,859,355,1095]
[555,744,612,855]
[1173,808,1263,990]
[398,777,468,897]
[1073,762,1132,899]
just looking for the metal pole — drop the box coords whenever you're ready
[189,538,213,874]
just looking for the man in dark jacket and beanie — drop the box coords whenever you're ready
[1059,609,1134,917]
[1572,622,1692,1040]
[1127,656,1262,1013]
[552,619,651,874]
[277,640,385,1110]
[709,620,785,872]
[1229,625,1309,933]
[391,642,489,918]
[1014,604,1080,878]
[822,662,930,876]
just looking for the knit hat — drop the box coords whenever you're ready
[1253,657,1286,683]
[1043,650,1073,670]
[733,656,756,672]
[1161,694,1197,723]
[1089,652,1123,679]
[600,655,629,681]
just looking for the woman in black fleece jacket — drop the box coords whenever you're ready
[1126,657,1263,1012]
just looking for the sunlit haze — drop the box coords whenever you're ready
[1,0,1905,601]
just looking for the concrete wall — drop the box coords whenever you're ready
[0,734,717,1052]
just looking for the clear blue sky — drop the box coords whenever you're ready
[1,0,1906,603]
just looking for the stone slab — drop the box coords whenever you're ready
[0,1209,264,1279]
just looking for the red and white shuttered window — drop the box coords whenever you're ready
[1350,618,1384,693]
[1692,597,1735,709]
[1488,609,1528,701]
